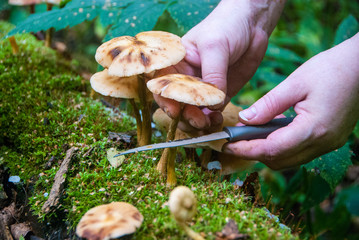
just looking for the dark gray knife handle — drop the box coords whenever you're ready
[223,117,294,142]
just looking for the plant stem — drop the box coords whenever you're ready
[129,99,142,146]
[45,3,53,48]
[8,36,19,54]
[137,74,152,146]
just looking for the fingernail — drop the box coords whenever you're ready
[222,143,233,154]
[239,107,257,121]
[189,119,198,128]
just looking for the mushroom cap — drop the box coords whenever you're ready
[76,202,143,240]
[169,186,197,222]
[44,0,61,4]
[90,69,153,101]
[95,31,186,77]
[147,74,225,106]
[9,0,42,5]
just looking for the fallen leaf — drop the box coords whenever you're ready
[107,148,125,168]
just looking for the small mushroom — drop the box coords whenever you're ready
[8,0,41,13]
[90,69,153,143]
[43,0,62,48]
[8,0,42,53]
[76,202,143,240]
[169,186,204,240]
[95,31,186,146]
[147,74,225,185]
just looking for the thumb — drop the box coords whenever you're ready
[197,40,229,94]
[239,80,305,124]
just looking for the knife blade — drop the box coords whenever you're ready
[115,117,294,156]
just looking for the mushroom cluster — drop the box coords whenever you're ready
[91,31,186,146]
[147,74,225,185]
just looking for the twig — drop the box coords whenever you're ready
[42,147,78,213]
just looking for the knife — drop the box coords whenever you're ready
[115,117,294,156]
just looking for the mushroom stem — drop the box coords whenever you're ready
[8,36,19,54]
[156,114,179,176]
[177,222,205,240]
[129,99,143,145]
[137,74,152,146]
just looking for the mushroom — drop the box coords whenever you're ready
[152,102,256,175]
[8,0,42,53]
[169,186,204,240]
[43,0,62,48]
[76,202,143,240]
[147,74,225,185]
[95,31,186,146]
[90,69,153,143]
[8,0,41,13]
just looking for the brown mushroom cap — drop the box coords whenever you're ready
[147,74,225,106]
[76,202,143,240]
[90,69,153,101]
[95,31,186,77]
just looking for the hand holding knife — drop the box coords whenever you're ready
[115,117,294,157]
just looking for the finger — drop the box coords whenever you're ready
[223,115,313,168]
[226,29,269,99]
[238,78,306,125]
[153,94,181,119]
[197,40,229,93]
[182,105,210,129]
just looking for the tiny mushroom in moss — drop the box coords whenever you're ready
[147,73,225,185]
[8,0,41,13]
[43,0,62,47]
[95,31,185,146]
[8,0,42,53]
[169,186,204,240]
[76,202,143,240]
[90,69,153,143]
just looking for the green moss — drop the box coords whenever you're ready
[0,21,297,239]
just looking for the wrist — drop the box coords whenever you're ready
[248,0,287,36]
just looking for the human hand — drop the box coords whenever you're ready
[154,0,286,133]
[223,33,359,170]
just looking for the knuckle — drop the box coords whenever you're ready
[261,93,280,115]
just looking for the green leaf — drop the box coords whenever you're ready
[6,0,131,38]
[334,15,359,45]
[266,43,305,63]
[168,0,220,32]
[304,143,353,191]
[105,0,167,40]
[334,185,359,216]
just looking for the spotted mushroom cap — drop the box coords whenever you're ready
[9,0,42,5]
[90,69,153,101]
[95,31,186,77]
[147,74,225,106]
[169,186,197,223]
[76,202,143,240]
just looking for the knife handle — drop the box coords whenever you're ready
[223,117,294,142]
